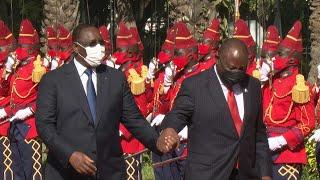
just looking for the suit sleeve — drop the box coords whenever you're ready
[255,87,272,177]
[35,74,75,167]
[161,80,194,132]
[120,74,160,154]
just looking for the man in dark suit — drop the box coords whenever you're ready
[158,38,272,180]
[35,24,162,180]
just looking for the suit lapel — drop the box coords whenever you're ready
[62,60,94,124]
[206,68,239,137]
[95,65,110,128]
[240,79,251,138]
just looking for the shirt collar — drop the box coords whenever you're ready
[74,57,96,76]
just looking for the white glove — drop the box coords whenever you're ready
[268,136,287,151]
[0,108,7,119]
[178,126,188,141]
[43,57,50,68]
[147,57,158,80]
[10,107,33,122]
[151,114,165,127]
[309,129,320,142]
[163,62,175,94]
[317,64,320,79]
[260,62,272,82]
[106,59,115,68]
[50,58,59,70]
[119,130,123,137]
[5,56,15,72]
[146,113,153,123]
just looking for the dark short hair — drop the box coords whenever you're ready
[72,24,97,42]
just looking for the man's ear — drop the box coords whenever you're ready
[73,43,78,54]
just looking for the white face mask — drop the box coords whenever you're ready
[76,42,105,67]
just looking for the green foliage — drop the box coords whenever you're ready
[141,152,155,180]
[0,0,43,36]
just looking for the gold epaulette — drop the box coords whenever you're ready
[141,65,148,79]
[128,68,145,95]
[32,55,46,83]
[292,74,310,104]
[252,69,261,79]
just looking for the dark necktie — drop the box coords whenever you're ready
[84,68,96,123]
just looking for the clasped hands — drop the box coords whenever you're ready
[156,128,180,153]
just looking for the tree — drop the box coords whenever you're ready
[41,0,80,52]
[308,0,320,84]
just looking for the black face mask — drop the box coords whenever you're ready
[217,60,247,87]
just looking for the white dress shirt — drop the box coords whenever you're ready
[74,58,97,95]
[214,65,244,121]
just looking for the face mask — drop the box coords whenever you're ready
[172,56,189,72]
[273,55,299,73]
[0,51,9,64]
[48,50,57,58]
[76,42,105,67]
[58,50,72,61]
[198,43,211,56]
[16,47,29,61]
[158,51,171,64]
[217,61,246,87]
[124,55,139,62]
[113,51,127,65]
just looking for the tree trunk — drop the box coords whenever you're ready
[168,0,218,41]
[308,0,320,84]
[41,0,80,53]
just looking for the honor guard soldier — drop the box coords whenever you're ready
[153,22,205,179]
[0,19,16,180]
[263,20,315,180]
[99,25,113,67]
[112,21,149,180]
[149,26,182,180]
[259,25,282,83]
[233,19,258,78]
[198,18,220,71]
[57,25,73,65]
[43,26,59,71]
[1,19,45,180]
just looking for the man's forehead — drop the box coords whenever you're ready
[79,27,101,41]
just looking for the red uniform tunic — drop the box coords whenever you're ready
[246,60,257,76]
[263,68,315,164]
[150,72,171,117]
[199,53,216,72]
[0,68,11,136]
[120,61,150,154]
[2,57,39,140]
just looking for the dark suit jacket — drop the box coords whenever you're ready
[36,60,159,180]
[161,68,272,180]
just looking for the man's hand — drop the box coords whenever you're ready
[147,57,158,80]
[157,128,179,153]
[262,176,272,180]
[268,136,287,151]
[50,59,59,70]
[5,56,15,72]
[10,107,33,122]
[309,129,320,142]
[178,126,188,141]
[0,108,7,119]
[151,114,165,127]
[69,151,97,176]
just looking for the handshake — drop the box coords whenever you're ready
[156,128,180,153]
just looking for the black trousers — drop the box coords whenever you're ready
[11,138,42,180]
